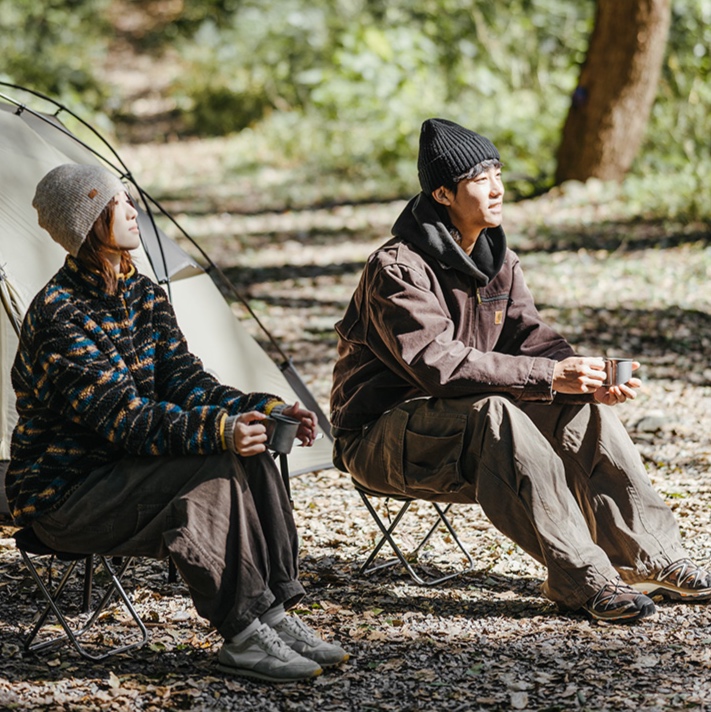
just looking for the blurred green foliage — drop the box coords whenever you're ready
[0,0,111,106]
[1,0,709,217]
[634,1,711,220]
[167,0,596,197]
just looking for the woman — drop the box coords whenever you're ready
[6,163,347,682]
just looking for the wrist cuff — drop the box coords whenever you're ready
[224,415,239,453]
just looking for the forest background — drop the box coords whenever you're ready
[2,1,711,711]
[2,0,710,215]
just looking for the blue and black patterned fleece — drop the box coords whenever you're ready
[6,255,284,525]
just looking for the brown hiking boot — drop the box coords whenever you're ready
[631,559,711,602]
[583,580,656,623]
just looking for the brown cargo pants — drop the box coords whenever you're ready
[33,451,304,640]
[335,395,686,609]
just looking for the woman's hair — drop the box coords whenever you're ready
[76,196,134,294]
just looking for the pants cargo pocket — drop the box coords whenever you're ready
[385,408,467,495]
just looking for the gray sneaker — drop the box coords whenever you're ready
[273,616,350,667]
[217,623,322,682]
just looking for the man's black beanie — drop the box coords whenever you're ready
[417,118,500,195]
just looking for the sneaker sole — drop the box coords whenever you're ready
[308,653,350,668]
[217,662,322,683]
[630,582,711,602]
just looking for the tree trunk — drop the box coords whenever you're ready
[554,0,671,184]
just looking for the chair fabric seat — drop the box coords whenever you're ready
[14,526,87,561]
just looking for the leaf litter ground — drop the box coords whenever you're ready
[1,177,710,712]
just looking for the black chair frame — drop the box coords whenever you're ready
[13,527,148,661]
[355,482,474,586]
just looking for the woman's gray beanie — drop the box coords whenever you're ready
[32,163,126,256]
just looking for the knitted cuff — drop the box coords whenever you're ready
[224,414,240,454]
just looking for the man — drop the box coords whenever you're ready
[330,118,710,623]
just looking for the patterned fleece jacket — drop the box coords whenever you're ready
[6,256,284,525]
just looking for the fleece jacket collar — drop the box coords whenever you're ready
[62,255,137,300]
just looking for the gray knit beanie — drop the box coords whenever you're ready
[32,163,126,256]
[417,118,500,195]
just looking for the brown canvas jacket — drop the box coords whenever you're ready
[330,193,577,431]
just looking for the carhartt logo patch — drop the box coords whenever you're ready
[88,188,98,199]
[495,310,503,325]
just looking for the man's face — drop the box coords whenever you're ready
[436,165,505,240]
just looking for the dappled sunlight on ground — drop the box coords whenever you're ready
[2,178,710,711]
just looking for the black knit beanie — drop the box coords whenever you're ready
[417,118,500,195]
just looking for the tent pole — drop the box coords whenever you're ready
[0,83,332,442]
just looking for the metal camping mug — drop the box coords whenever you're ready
[264,413,300,454]
[603,358,634,386]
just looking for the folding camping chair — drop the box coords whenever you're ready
[14,450,294,657]
[12,527,148,661]
[353,480,475,586]
[6,464,150,660]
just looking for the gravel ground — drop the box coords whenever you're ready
[1,180,710,711]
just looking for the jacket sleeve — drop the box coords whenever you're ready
[151,287,285,416]
[495,253,576,361]
[33,316,231,457]
[496,255,597,404]
[365,259,561,401]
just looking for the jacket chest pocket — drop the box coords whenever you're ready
[474,293,510,349]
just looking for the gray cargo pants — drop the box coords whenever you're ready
[33,451,304,640]
[335,395,686,609]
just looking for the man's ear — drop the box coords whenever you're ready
[431,187,451,206]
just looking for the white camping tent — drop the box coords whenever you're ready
[0,85,332,519]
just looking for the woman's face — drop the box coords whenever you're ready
[111,192,140,251]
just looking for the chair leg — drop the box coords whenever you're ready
[82,555,93,613]
[168,557,178,583]
[358,492,414,575]
[20,552,149,661]
[279,453,292,508]
[357,490,474,586]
